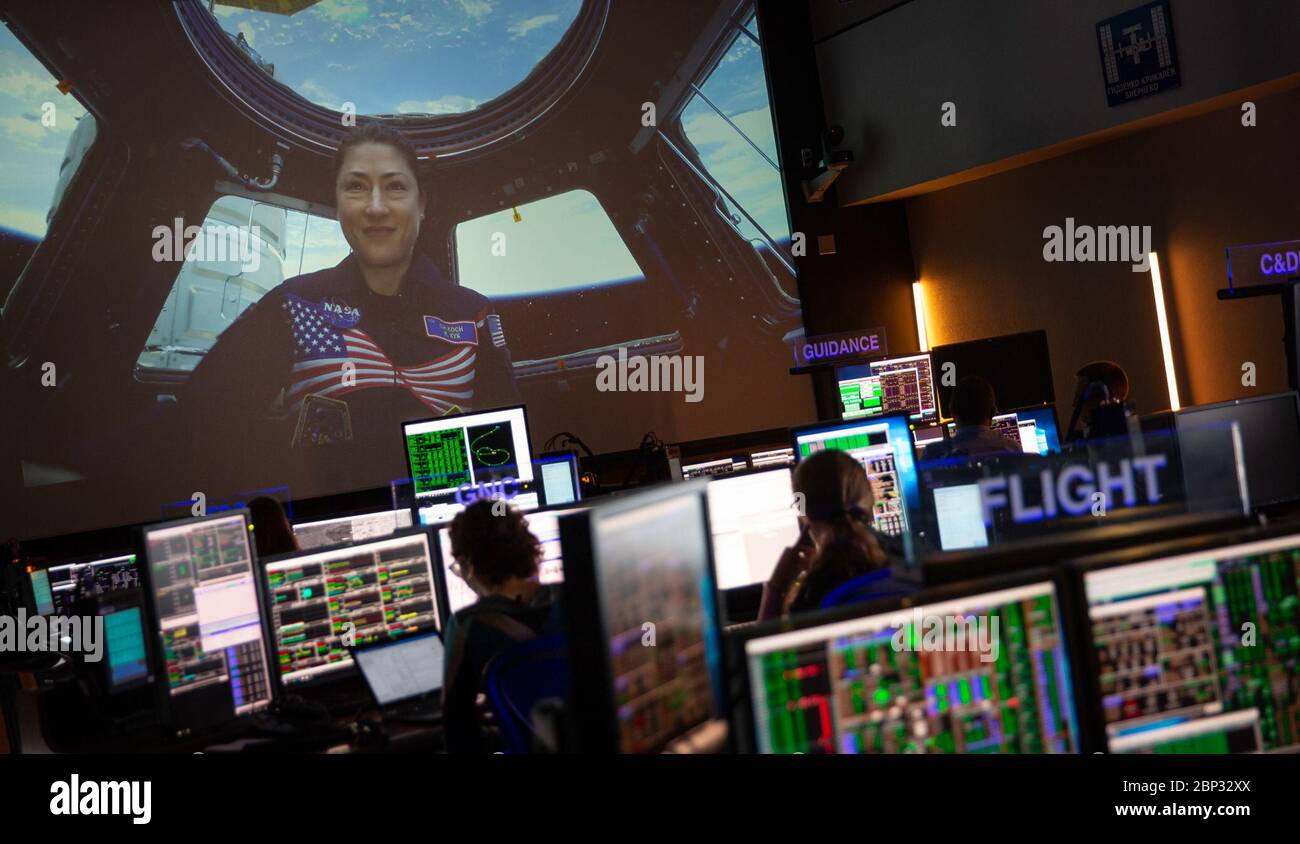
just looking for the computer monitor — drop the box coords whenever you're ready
[921,510,1256,588]
[140,511,275,732]
[96,590,152,694]
[45,553,140,616]
[537,452,582,506]
[944,404,1060,455]
[291,509,414,550]
[1077,529,1300,753]
[931,483,989,551]
[561,483,725,753]
[261,529,440,689]
[352,631,445,708]
[435,506,580,616]
[931,331,1054,420]
[402,404,539,526]
[706,468,800,591]
[1175,391,1300,509]
[739,573,1079,753]
[749,447,795,469]
[1005,404,1060,454]
[912,424,944,449]
[681,456,748,480]
[836,353,938,423]
[27,568,54,616]
[791,413,921,539]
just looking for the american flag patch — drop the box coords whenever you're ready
[485,313,507,348]
[282,293,475,415]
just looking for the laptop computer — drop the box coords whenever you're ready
[351,632,446,724]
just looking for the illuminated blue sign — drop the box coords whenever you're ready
[454,477,519,506]
[1225,239,1300,291]
[1261,251,1300,277]
[793,327,888,368]
[976,454,1168,524]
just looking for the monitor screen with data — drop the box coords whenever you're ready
[292,509,414,550]
[793,414,921,538]
[706,468,800,590]
[836,354,937,423]
[263,530,440,688]
[745,579,1078,754]
[403,405,539,526]
[142,512,274,728]
[1082,533,1300,753]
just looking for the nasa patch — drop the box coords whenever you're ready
[320,299,362,329]
[424,315,478,346]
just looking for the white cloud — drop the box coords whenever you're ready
[456,0,494,22]
[508,14,559,39]
[0,65,53,100]
[315,0,370,25]
[684,106,776,155]
[397,95,480,115]
[0,114,47,145]
[0,202,50,237]
[682,105,788,238]
[297,78,343,110]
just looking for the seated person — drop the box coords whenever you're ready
[923,375,1019,460]
[759,450,911,620]
[1066,360,1131,441]
[442,499,563,753]
[247,495,299,558]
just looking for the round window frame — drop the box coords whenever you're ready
[173,0,609,162]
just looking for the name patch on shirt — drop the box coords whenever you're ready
[424,315,478,346]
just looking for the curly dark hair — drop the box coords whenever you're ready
[447,499,542,587]
[332,121,430,198]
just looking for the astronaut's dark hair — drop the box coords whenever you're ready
[333,122,429,197]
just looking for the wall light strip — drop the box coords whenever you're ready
[912,281,930,352]
[1149,252,1181,411]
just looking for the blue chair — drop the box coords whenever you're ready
[483,633,569,754]
[819,568,917,610]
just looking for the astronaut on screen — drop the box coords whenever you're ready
[182,124,520,483]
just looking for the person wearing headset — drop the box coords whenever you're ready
[1066,360,1130,442]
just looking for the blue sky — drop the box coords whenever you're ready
[0,25,90,237]
[214,0,583,115]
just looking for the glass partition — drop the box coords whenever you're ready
[910,423,1247,558]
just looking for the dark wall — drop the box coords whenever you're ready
[757,0,919,418]
[907,85,1300,416]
